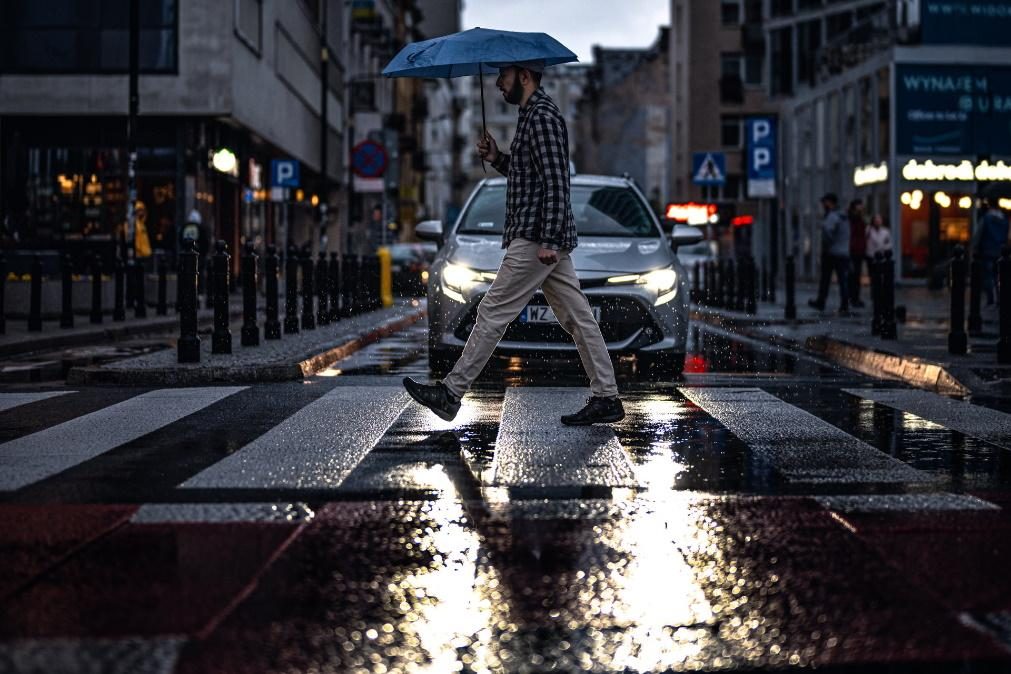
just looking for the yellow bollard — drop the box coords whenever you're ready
[377,247,394,308]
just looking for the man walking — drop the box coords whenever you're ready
[808,193,851,315]
[974,198,1010,306]
[403,61,623,426]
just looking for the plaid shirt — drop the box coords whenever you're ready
[490,88,577,251]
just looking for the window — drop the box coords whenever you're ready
[721,52,743,79]
[771,0,794,17]
[0,0,178,74]
[744,54,763,85]
[721,115,742,147]
[770,27,793,96]
[721,0,741,25]
[235,0,262,54]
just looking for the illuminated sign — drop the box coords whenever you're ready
[901,159,1011,182]
[853,162,888,186]
[665,202,718,225]
[211,148,238,176]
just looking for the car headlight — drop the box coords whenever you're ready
[443,263,479,291]
[606,267,679,305]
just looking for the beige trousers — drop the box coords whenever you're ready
[443,239,619,399]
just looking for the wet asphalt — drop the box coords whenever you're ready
[2,319,1011,672]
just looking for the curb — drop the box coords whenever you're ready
[66,307,425,386]
[690,306,973,395]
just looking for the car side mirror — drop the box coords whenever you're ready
[670,225,704,249]
[415,220,444,246]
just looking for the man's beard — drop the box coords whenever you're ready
[503,77,524,105]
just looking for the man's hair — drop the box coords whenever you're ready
[518,67,542,85]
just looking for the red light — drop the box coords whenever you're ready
[731,215,754,227]
[665,202,718,224]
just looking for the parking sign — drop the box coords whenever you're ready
[746,117,777,198]
[271,159,300,188]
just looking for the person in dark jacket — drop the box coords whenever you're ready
[847,199,867,307]
[974,198,1010,305]
[808,193,851,315]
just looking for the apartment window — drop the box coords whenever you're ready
[744,54,763,85]
[771,0,794,17]
[721,115,742,148]
[770,27,793,95]
[744,0,763,22]
[797,19,822,87]
[721,52,743,79]
[235,0,262,54]
[0,0,178,73]
[721,0,741,25]
[720,52,744,103]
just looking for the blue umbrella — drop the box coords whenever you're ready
[383,27,578,170]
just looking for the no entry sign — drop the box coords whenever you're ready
[352,140,388,179]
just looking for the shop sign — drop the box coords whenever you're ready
[745,117,777,198]
[901,158,1011,182]
[921,1,1011,47]
[896,63,1011,156]
[853,162,888,187]
[665,202,718,225]
[248,159,263,189]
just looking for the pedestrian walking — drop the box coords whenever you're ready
[403,62,623,425]
[865,213,892,261]
[973,198,1009,306]
[847,198,867,308]
[808,193,851,315]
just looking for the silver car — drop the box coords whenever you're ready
[415,174,703,379]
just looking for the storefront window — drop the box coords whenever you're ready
[899,188,972,278]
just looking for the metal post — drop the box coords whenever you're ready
[264,244,281,340]
[784,255,796,320]
[329,251,340,322]
[968,253,984,336]
[211,240,232,354]
[28,255,42,332]
[725,258,735,311]
[301,249,316,330]
[714,259,725,309]
[948,246,968,355]
[133,259,147,318]
[156,254,168,316]
[61,253,74,328]
[89,254,102,325]
[735,257,747,312]
[240,242,260,347]
[880,250,898,340]
[999,246,1011,364]
[177,240,201,363]
[318,0,329,252]
[316,252,329,326]
[125,0,139,260]
[342,254,354,316]
[284,246,300,334]
[746,256,757,315]
[113,257,126,321]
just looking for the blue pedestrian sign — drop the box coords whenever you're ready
[352,140,388,179]
[692,152,726,186]
[271,159,300,188]
[746,117,777,198]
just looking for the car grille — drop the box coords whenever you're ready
[453,293,661,344]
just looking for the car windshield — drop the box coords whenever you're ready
[456,184,659,238]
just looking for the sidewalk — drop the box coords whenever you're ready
[691,281,1010,395]
[66,299,426,386]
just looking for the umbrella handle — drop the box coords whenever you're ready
[480,62,487,173]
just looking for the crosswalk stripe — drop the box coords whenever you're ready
[0,637,184,674]
[844,388,1011,450]
[491,388,637,489]
[0,387,245,491]
[0,391,74,413]
[678,387,934,484]
[181,386,410,490]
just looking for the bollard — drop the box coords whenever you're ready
[746,256,757,315]
[342,255,357,316]
[999,246,1011,364]
[870,252,882,336]
[948,246,968,355]
[378,247,393,308]
[241,242,260,347]
[178,240,201,363]
[691,261,700,304]
[968,254,984,336]
[88,254,103,325]
[713,259,725,309]
[125,257,136,314]
[156,254,168,316]
[28,254,42,332]
[264,244,281,340]
[61,253,74,328]
[133,261,147,318]
[735,257,747,312]
[316,252,330,326]
[703,261,712,306]
[329,252,341,322]
[724,258,736,311]
[284,246,300,334]
[769,261,777,304]
[761,263,770,303]
[880,250,898,340]
[211,240,232,354]
[0,255,6,335]
[784,255,797,320]
[301,249,316,330]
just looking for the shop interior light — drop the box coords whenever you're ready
[900,192,912,205]
[934,192,951,208]
[311,194,320,207]
[211,148,238,176]
[1000,198,1011,211]
[959,196,972,209]
[295,189,305,202]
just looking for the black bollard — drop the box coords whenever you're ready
[746,256,757,315]
[301,249,316,330]
[178,240,201,363]
[61,253,74,328]
[999,246,1011,364]
[211,240,232,354]
[702,261,712,306]
[0,255,6,335]
[329,252,341,322]
[133,260,147,318]
[735,257,747,312]
[713,259,725,309]
[769,261,777,304]
[240,242,260,347]
[761,263,770,303]
[113,257,126,321]
[284,246,300,334]
[125,257,136,314]
[264,245,281,340]
[870,252,883,336]
[28,254,42,332]
[156,254,168,316]
[725,258,736,311]
[784,255,797,320]
[880,250,898,340]
[342,254,356,316]
[316,252,330,326]
[968,254,984,336]
[89,254,103,325]
[948,246,968,355]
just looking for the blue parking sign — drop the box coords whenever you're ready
[745,117,777,198]
[271,159,300,188]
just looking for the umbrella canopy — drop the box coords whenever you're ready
[381,27,577,79]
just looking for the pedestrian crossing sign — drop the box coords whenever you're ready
[692,152,726,186]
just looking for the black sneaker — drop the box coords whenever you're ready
[403,377,461,421]
[561,396,625,426]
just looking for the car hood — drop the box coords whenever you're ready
[449,235,673,277]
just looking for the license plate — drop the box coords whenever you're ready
[520,305,601,323]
